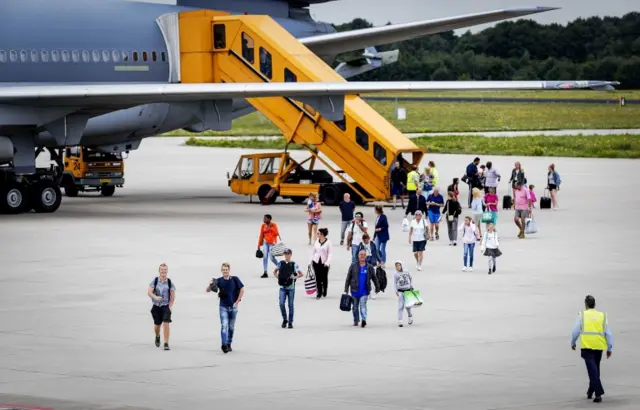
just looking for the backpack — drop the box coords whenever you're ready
[277,261,296,287]
[153,277,172,304]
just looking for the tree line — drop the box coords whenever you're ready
[333,12,640,89]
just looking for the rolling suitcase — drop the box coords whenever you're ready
[540,189,552,209]
[502,195,512,209]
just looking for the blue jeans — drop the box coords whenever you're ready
[352,295,369,323]
[375,237,387,264]
[350,246,359,264]
[219,306,238,345]
[263,243,279,272]
[463,242,475,267]
[279,287,295,323]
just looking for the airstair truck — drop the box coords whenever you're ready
[176,11,425,205]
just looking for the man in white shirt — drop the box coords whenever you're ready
[346,211,368,264]
[408,210,428,271]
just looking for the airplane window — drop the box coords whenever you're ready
[61,50,70,62]
[152,51,157,62]
[30,50,39,62]
[9,50,17,62]
[51,50,59,62]
[72,50,80,63]
[133,51,138,62]
[0,50,6,63]
[356,126,369,151]
[241,32,255,64]
[214,24,226,49]
[92,50,100,63]
[259,47,272,79]
[20,50,28,62]
[102,50,110,62]
[284,68,297,83]
[82,50,90,63]
[41,50,49,62]
[373,142,387,165]
[161,52,166,62]
[142,51,148,62]
[122,51,129,62]
[112,50,120,62]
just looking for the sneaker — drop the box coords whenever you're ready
[221,344,229,353]
[435,233,439,240]
[261,272,268,278]
[227,344,232,352]
[469,267,473,272]
[488,268,492,275]
[417,266,422,271]
[593,397,602,403]
[361,320,367,328]
[453,242,457,246]
[353,321,359,326]
[493,263,496,273]
[371,293,377,300]
[340,241,344,246]
[288,323,293,329]
[462,266,467,272]
[398,321,403,327]
[282,320,287,328]
[164,343,170,351]
[155,335,160,348]
[408,316,414,325]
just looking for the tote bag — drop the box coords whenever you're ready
[403,289,424,309]
[304,264,317,295]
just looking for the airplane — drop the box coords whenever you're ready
[0,0,618,215]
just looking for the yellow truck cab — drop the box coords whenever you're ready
[62,146,125,197]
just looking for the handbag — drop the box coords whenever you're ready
[481,211,493,223]
[340,294,353,312]
[255,249,264,258]
[403,289,424,309]
[270,243,287,257]
[304,264,317,295]
[525,217,538,234]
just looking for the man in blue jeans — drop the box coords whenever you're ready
[273,248,304,329]
[425,187,444,241]
[344,250,380,328]
[207,262,244,354]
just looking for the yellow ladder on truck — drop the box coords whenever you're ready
[178,10,424,203]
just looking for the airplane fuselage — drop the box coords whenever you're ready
[0,0,337,147]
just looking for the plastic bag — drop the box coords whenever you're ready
[403,289,424,308]
[525,218,538,234]
[402,217,410,232]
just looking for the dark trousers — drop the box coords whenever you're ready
[581,349,605,397]
[313,261,329,296]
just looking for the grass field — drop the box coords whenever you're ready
[361,90,640,100]
[164,100,640,137]
[185,134,640,159]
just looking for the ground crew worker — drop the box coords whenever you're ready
[406,165,419,199]
[570,295,614,403]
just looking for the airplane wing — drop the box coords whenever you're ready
[0,80,617,108]
[300,7,559,57]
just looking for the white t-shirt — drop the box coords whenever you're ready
[347,221,368,246]
[410,218,428,242]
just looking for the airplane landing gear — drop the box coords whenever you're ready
[0,181,29,214]
[31,180,62,213]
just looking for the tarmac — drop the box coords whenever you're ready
[0,137,639,410]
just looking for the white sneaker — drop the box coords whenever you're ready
[371,292,377,300]
[398,320,403,327]
[462,266,467,271]
[408,316,414,325]
[417,265,422,271]
[469,267,473,272]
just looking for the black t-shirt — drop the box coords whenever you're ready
[339,201,356,221]
[391,168,406,185]
[216,276,244,308]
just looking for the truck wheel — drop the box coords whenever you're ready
[32,180,62,213]
[64,183,79,197]
[290,196,306,204]
[1,181,29,214]
[321,185,340,206]
[258,184,277,204]
[101,186,115,197]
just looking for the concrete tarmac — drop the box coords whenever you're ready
[1,137,639,409]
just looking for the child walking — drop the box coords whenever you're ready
[529,184,537,208]
[481,223,502,275]
[393,260,414,327]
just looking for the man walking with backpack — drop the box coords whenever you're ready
[273,248,304,329]
[147,263,175,351]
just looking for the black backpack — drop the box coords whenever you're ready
[277,261,296,287]
[153,277,172,304]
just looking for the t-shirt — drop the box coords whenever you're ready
[149,277,176,307]
[410,218,428,242]
[484,193,498,212]
[216,276,244,308]
[277,261,301,290]
[426,194,444,214]
[514,187,531,210]
[347,221,368,246]
[394,271,412,291]
[339,201,356,221]
[352,264,368,298]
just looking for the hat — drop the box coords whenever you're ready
[284,248,292,254]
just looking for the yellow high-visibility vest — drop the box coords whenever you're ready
[406,171,419,191]
[579,309,608,350]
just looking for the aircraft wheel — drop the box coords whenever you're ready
[1,181,29,214]
[32,180,62,213]
[258,184,277,204]
[101,186,115,197]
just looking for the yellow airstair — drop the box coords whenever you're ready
[177,10,424,205]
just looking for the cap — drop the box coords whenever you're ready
[284,248,292,254]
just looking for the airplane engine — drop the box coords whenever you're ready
[0,136,13,163]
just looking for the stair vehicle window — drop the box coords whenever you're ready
[259,47,272,79]
[214,24,226,49]
[333,118,346,131]
[356,127,369,151]
[259,157,280,175]
[284,68,297,82]
[242,32,255,64]
[373,142,387,165]
[234,157,254,179]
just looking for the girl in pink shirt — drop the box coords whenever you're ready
[529,184,537,208]
[483,187,499,225]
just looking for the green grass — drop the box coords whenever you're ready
[361,90,640,100]
[185,134,640,159]
[163,101,640,137]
